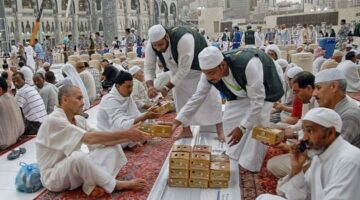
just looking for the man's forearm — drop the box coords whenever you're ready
[82,130,131,145]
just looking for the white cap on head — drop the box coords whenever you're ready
[42,62,50,67]
[315,68,345,84]
[276,59,289,70]
[286,66,303,78]
[129,65,141,76]
[345,43,352,48]
[303,107,342,132]
[148,24,166,43]
[332,50,344,57]
[266,44,281,60]
[198,46,224,70]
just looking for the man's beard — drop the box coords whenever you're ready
[307,147,325,158]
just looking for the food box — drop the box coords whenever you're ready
[252,127,284,145]
[209,180,229,188]
[192,145,212,154]
[210,162,230,180]
[169,168,189,179]
[168,178,188,187]
[139,122,172,138]
[210,154,230,162]
[188,179,208,188]
[172,145,192,153]
[153,101,173,115]
[189,169,210,180]
[190,152,210,169]
[170,152,190,169]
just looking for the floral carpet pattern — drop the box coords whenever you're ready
[240,147,284,200]
[34,113,177,200]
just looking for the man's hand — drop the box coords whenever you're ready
[273,101,284,111]
[261,141,290,152]
[160,87,169,98]
[289,143,308,177]
[144,107,162,120]
[148,86,158,99]
[227,127,243,147]
[128,124,152,142]
[172,119,182,133]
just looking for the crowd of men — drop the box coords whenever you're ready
[0,19,360,198]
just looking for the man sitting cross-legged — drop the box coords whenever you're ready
[35,85,151,197]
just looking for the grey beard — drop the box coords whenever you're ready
[307,148,325,158]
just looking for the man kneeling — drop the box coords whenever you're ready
[35,85,150,196]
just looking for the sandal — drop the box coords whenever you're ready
[7,148,26,160]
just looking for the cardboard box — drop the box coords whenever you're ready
[252,127,284,145]
[209,180,229,188]
[193,145,212,154]
[189,169,210,180]
[168,178,188,187]
[170,152,190,169]
[139,122,172,138]
[211,154,230,162]
[154,101,173,115]
[190,152,210,169]
[188,179,208,188]
[172,145,192,153]
[169,168,189,179]
[210,162,230,181]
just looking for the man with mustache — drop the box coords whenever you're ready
[257,108,360,200]
[172,46,284,172]
[313,68,360,148]
[144,25,223,141]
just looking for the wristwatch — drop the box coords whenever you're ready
[239,126,246,134]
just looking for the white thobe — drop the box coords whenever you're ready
[257,136,360,200]
[79,70,97,103]
[36,107,127,195]
[131,79,152,112]
[97,85,140,131]
[25,45,36,71]
[144,33,222,127]
[312,56,326,75]
[176,57,272,172]
[337,60,360,92]
[35,82,58,114]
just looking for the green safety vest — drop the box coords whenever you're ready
[209,48,284,102]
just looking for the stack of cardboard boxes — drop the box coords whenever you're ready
[168,145,230,188]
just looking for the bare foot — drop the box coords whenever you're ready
[129,144,143,153]
[216,123,225,143]
[90,186,106,198]
[174,127,193,140]
[115,178,148,191]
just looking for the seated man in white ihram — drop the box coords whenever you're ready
[35,85,150,197]
[257,108,360,200]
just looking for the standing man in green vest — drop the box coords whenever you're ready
[241,24,262,47]
[172,46,284,172]
[144,25,224,141]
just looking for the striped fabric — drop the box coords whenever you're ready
[15,84,47,123]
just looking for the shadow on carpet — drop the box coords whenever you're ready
[240,147,284,200]
[34,113,177,200]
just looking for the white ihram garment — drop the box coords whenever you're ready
[25,45,36,71]
[36,107,127,195]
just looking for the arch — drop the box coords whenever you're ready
[161,1,168,26]
[21,22,25,33]
[79,0,88,12]
[131,0,140,10]
[61,22,64,32]
[119,0,124,9]
[154,1,159,24]
[170,2,176,25]
[4,0,12,8]
[80,21,84,32]
[99,20,103,31]
[23,0,33,9]
[51,22,55,32]
[25,21,31,33]
[62,0,67,10]
[42,0,53,9]
[10,22,15,33]
[46,21,51,33]
[69,22,72,31]
[96,0,101,10]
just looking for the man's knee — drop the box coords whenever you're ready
[267,155,289,178]
[69,152,92,170]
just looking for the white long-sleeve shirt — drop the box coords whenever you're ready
[144,33,195,86]
[176,57,265,130]
[337,60,360,92]
[276,136,360,200]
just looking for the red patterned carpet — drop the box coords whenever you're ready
[34,113,177,200]
[240,147,284,200]
[0,135,35,156]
